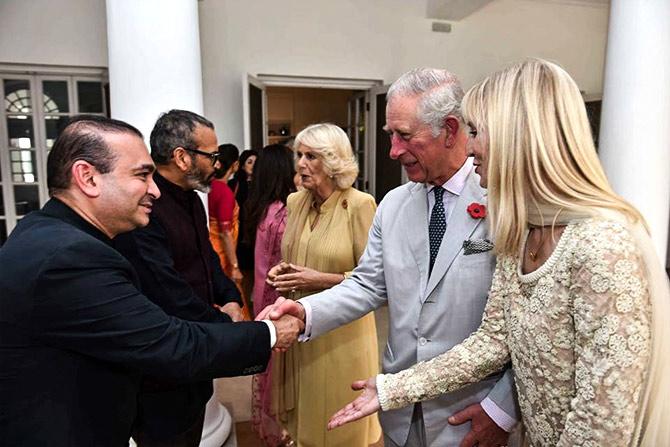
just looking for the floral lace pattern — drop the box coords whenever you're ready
[377,219,651,446]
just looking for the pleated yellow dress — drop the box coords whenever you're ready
[275,188,382,447]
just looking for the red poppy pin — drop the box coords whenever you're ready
[467,202,486,219]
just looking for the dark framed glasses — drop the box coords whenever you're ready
[182,147,221,166]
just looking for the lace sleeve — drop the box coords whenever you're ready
[378,259,512,411]
[557,224,651,447]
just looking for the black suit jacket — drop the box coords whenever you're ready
[0,199,270,447]
[114,172,245,438]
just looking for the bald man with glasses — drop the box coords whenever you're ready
[115,109,247,446]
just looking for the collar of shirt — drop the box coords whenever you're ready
[427,157,473,197]
[43,197,114,246]
[426,158,474,223]
[153,170,199,210]
[309,189,343,215]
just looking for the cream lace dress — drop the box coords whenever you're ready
[377,218,652,446]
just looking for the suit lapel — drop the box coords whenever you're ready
[423,170,487,300]
[404,183,430,290]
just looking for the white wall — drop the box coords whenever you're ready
[0,0,608,147]
[0,0,107,67]
[198,0,609,147]
[399,0,608,92]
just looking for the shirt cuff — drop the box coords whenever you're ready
[262,320,277,348]
[481,397,516,432]
[297,298,312,342]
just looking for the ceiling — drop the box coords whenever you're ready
[427,0,609,21]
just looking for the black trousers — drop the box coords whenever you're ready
[132,407,206,447]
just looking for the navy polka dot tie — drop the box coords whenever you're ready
[429,187,446,274]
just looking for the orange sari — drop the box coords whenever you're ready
[208,178,251,320]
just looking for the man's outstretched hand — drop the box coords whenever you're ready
[256,297,306,322]
[327,377,381,430]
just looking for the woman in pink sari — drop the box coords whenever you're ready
[245,144,297,446]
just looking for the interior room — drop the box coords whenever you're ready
[0,1,668,446]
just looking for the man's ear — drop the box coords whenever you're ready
[443,116,461,148]
[70,160,102,198]
[172,147,192,172]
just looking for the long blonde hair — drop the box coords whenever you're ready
[464,58,669,447]
[462,58,644,256]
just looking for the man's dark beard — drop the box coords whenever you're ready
[185,163,212,193]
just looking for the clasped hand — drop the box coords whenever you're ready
[256,296,307,352]
[270,313,304,351]
[213,302,244,322]
[267,261,323,293]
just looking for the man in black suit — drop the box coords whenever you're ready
[114,110,248,446]
[0,116,302,447]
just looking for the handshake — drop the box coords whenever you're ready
[256,296,307,352]
[255,260,327,351]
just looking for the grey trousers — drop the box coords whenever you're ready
[383,403,524,447]
[384,403,427,447]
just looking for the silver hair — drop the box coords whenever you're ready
[387,68,465,136]
[293,123,359,190]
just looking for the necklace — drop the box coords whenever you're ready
[527,227,546,261]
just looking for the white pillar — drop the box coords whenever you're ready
[598,0,670,262]
[105,0,204,137]
[200,391,234,447]
[106,2,232,446]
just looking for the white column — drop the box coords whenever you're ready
[598,0,670,262]
[105,0,204,137]
[200,392,234,447]
[106,2,232,446]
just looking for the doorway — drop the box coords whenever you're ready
[244,74,402,202]
[265,86,364,190]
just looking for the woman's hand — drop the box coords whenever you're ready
[327,378,381,430]
[271,263,331,293]
[272,264,317,292]
[266,261,293,285]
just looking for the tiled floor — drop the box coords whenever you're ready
[218,307,389,446]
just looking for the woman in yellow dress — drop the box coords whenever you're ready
[268,123,382,446]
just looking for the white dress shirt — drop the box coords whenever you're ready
[426,157,473,224]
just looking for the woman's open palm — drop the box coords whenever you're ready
[327,377,381,430]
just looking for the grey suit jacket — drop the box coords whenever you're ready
[304,168,519,446]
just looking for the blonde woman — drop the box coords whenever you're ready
[328,59,670,446]
[267,123,381,446]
